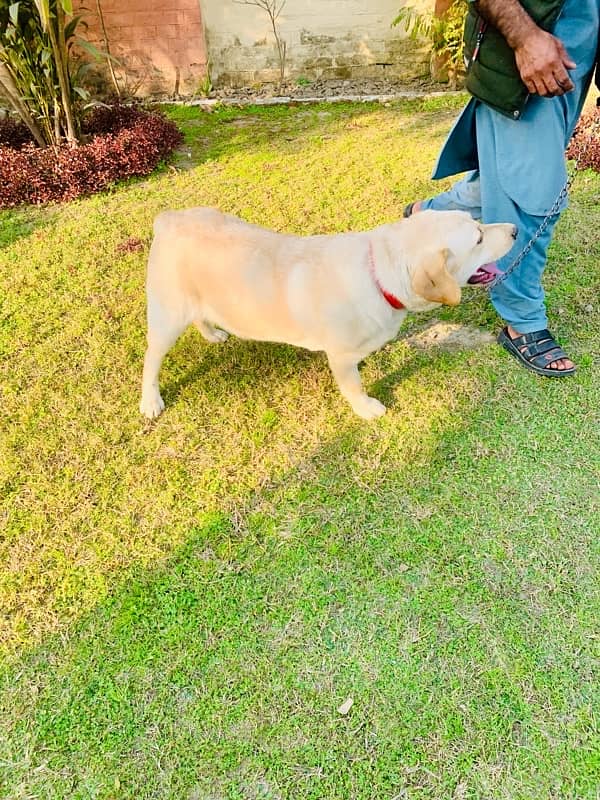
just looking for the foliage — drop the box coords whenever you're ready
[0,105,182,207]
[394,0,469,87]
[197,58,213,97]
[566,107,600,172]
[0,113,32,147]
[0,0,107,147]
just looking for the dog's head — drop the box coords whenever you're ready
[404,210,517,308]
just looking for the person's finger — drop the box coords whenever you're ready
[543,75,564,96]
[553,57,574,85]
[524,73,542,95]
[554,73,574,94]
[556,40,577,69]
[556,75,574,92]
[522,76,537,94]
[531,75,551,96]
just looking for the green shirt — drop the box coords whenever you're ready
[462,0,600,118]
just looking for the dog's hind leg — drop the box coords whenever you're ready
[195,319,229,344]
[140,292,189,419]
[327,354,386,420]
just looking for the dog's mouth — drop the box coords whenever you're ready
[467,262,502,286]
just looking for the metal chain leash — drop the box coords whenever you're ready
[481,114,600,294]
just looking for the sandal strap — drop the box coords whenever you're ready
[529,346,568,367]
[509,328,552,347]
[524,340,566,359]
[510,329,568,367]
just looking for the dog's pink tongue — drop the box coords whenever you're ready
[467,261,502,285]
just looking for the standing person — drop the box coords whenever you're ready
[405,0,600,376]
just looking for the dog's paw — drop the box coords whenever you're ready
[352,396,386,420]
[140,392,165,419]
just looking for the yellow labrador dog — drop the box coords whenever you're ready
[140,209,516,420]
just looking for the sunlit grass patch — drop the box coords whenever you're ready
[0,96,598,799]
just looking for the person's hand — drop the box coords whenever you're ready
[514,28,576,96]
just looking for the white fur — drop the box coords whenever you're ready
[140,209,516,420]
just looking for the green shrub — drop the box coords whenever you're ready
[394,0,469,87]
[0,0,105,146]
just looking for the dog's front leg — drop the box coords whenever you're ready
[327,354,386,420]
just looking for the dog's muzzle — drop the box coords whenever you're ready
[467,262,502,286]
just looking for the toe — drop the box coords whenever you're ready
[549,358,574,371]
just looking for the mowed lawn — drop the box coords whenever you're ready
[1,96,599,800]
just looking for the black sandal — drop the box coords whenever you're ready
[497,327,577,377]
[403,202,416,218]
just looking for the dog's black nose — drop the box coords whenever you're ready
[511,225,518,240]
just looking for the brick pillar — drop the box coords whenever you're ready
[75,0,208,96]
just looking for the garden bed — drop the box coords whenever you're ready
[566,106,600,171]
[0,105,182,208]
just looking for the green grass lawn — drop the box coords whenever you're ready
[1,96,599,800]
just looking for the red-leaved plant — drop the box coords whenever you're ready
[566,107,600,172]
[0,106,183,208]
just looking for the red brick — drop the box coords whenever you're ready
[108,25,145,41]
[73,0,207,96]
[162,25,181,39]
[104,10,178,27]
[180,23,203,37]
[180,9,202,25]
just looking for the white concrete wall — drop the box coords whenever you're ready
[202,0,433,87]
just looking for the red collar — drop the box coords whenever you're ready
[368,241,405,310]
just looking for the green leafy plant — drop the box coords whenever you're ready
[197,58,213,98]
[0,0,102,146]
[393,0,468,87]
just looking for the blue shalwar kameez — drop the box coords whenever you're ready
[421,0,599,333]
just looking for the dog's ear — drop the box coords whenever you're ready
[411,248,460,306]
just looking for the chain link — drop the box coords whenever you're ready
[480,115,600,294]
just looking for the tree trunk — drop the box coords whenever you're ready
[47,4,78,145]
[0,65,47,148]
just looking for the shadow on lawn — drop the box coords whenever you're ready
[0,346,478,785]
[2,330,598,798]
[2,346,598,799]
[158,330,429,417]
[0,204,58,250]
[168,97,461,170]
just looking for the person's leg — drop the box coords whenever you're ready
[487,207,574,372]
[474,103,574,372]
[412,170,482,218]
[406,164,573,372]
[482,191,556,335]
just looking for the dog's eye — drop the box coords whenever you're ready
[477,232,484,245]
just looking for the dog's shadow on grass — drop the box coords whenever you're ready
[0,205,58,251]
[369,366,413,410]
[158,330,429,414]
[160,335,318,407]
